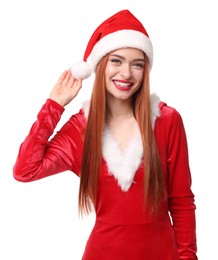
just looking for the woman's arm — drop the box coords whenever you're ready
[13,99,85,181]
[13,70,84,182]
[166,108,198,259]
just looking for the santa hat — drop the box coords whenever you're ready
[71,9,153,79]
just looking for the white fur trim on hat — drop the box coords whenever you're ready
[90,29,153,71]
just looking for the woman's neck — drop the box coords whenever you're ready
[106,96,134,122]
[105,96,137,152]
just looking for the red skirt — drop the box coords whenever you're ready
[82,217,178,260]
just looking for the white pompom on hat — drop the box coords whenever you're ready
[71,9,153,79]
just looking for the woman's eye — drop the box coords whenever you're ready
[110,58,121,64]
[133,63,145,69]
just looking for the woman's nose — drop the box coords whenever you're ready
[120,64,131,79]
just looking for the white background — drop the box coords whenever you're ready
[0,0,217,259]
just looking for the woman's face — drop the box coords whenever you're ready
[105,48,145,101]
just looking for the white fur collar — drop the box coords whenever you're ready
[102,123,143,191]
[82,93,161,191]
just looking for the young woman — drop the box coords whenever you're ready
[13,9,198,259]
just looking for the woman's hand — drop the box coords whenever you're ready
[49,70,82,107]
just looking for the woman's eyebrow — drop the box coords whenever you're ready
[109,54,145,62]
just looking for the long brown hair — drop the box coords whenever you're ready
[133,56,167,214]
[79,53,166,216]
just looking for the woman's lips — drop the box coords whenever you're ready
[113,80,133,91]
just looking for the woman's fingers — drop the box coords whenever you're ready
[56,70,69,85]
[62,70,73,86]
[49,69,83,107]
[57,70,75,87]
[73,78,83,93]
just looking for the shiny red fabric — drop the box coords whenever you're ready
[13,99,198,259]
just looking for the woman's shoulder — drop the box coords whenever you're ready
[68,108,86,126]
[156,100,184,131]
[66,100,90,129]
[159,101,182,120]
[150,93,183,128]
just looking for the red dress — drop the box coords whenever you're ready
[13,96,197,259]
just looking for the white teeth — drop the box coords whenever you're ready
[114,81,131,88]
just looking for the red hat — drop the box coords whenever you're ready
[71,9,153,79]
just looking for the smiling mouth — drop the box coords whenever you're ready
[113,80,133,91]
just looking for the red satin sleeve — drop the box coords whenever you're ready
[156,104,198,259]
[13,99,85,182]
